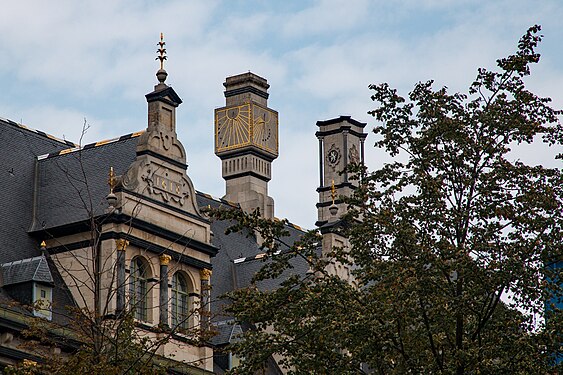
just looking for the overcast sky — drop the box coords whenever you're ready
[1,0,562,228]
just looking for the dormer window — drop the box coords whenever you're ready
[1,255,54,321]
[33,282,52,320]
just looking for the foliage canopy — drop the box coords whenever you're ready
[211,25,563,374]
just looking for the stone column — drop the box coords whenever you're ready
[342,129,349,182]
[159,254,171,327]
[318,136,324,187]
[115,239,129,315]
[199,268,212,331]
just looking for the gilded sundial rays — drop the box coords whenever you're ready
[252,105,278,154]
[216,104,251,150]
[253,110,271,143]
[215,103,278,154]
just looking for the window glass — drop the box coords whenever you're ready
[171,272,190,330]
[130,257,148,321]
[33,284,52,320]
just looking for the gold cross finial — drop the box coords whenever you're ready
[331,179,336,204]
[156,33,167,70]
[108,166,117,193]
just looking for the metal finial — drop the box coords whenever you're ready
[108,166,117,194]
[156,33,167,70]
[331,179,336,205]
[40,241,48,256]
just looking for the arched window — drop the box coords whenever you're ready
[130,257,149,321]
[171,272,190,330]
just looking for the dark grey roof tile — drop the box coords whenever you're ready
[1,255,53,286]
[34,135,139,231]
[0,119,70,264]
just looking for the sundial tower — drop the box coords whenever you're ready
[214,72,279,219]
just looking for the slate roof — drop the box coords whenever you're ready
[0,118,78,325]
[195,193,309,321]
[1,255,53,286]
[210,319,243,346]
[0,118,71,263]
[32,133,141,231]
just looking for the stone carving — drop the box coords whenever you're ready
[121,155,201,216]
[144,130,185,162]
[349,144,360,165]
[326,143,341,168]
[161,132,172,150]
[122,159,147,191]
[140,164,189,206]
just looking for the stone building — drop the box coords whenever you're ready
[0,42,366,374]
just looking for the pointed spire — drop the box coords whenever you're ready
[156,32,167,70]
[155,33,168,87]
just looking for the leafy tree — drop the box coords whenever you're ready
[5,313,167,375]
[210,25,563,374]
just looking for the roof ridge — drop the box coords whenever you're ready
[37,130,145,161]
[31,256,46,281]
[0,116,78,147]
[195,190,240,209]
[1,256,43,267]
[228,323,242,343]
[274,217,307,232]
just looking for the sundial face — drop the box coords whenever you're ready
[252,104,278,155]
[215,103,278,157]
[215,104,251,152]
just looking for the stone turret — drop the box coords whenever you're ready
[316,116,367,226]
[214,72,279,218]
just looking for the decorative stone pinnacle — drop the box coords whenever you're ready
[159,254,172,266]
[200,268,212,281]
[116,239,129,251]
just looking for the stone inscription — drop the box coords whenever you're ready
[141,167,189,206]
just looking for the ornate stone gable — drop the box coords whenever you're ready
[121,61,201,217]
[122,155,201,216]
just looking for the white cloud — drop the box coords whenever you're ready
[0,104,105,145]
[281,0,370,38]
[0,0,219,97]
[1,0,563,228]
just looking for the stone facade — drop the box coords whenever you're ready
[0,53,366,373]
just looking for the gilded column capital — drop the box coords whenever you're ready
[23,359,37,367]
[116,239,129,251]
[159,254,172,266]
[200,268,212,281]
